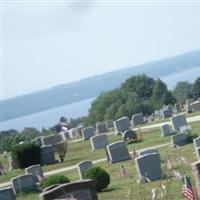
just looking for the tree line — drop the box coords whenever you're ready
[1,75,200,153]
[84,75,200,125]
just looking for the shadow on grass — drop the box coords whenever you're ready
[100,187,121,193]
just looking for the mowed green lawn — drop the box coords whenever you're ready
[0,120,200,200]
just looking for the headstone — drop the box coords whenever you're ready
[135,153,162,182]
[0,187,15,200]
[40,145,55,165]
[81,127,95,140]
[68,128,76,139]
[122,130,137,142]
[41,134,63,146]
[190,101,200,112]
[39,179,98,200]
[31,136,43,146]
[114,116,130,134]
[161,109,172,118]
[196,148,200,160]
[106,120,114,129]
[73,126,83,138]
[96,122,107,134]
[171,133,188,146]
[191,160,200,198]
[77,160,93,179]
[59,131,70,141]
[131,113,145,126]
[193,137,200,149]
[25,164,44,182]
[171,114,188,131]
[106,141,131,163]
[179,125,191,133]
[161,124,171,137]
[90,134,109,151]
[138,148,160,157]
[11,174,37,194]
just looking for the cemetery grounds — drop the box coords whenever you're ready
[0,114,200,200]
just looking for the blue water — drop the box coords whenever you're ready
[161,66,200,89]
[1,67,200,132]
[1,98,95,131]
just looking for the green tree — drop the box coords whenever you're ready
[173,81,193,103]
[151,79,176,110]
[193,77,200,99]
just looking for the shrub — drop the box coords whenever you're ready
[11,143,40,169]
[84,166,110,192]
[41,174,70,189]
[185,130,198,143]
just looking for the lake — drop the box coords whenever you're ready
[1,98,95,131]
[1,66,200,131]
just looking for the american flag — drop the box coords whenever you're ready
[182,175,198,200]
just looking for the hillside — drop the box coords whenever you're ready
[1,50,200,122]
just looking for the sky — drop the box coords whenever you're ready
[1,0,200,100]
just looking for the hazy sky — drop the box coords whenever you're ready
[1,0,200,100]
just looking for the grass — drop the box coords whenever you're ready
[0,119,200,199]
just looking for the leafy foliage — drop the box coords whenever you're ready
[193,77,200,99]
[84,166,110,192]
[0,127,54,153]
[41,174,70,189]
[11,143,40,169]
[86,75,174,125]
[173,81,193,103]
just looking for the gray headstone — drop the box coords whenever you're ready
[191,101,200,112]
[106,141,131,163]
[42,134,63,146]
[161,124,171,137]
[196,147,200,160]
[193,137,200,149]
[0,187,15,200]
[114,116,130,134]
[122,130,137,142]
[77,160,93,179]
[39,179,98,200]
[90,134,109,151]
[171,114,188,131]
[11,174,37,194]
[40,145,55,165]
[131,113,145,126]
[135,153,162,182]
[81,127,95,140]
[25,164,44,182]
[71,126,83,139]
[138,148,160,157]
[60,131,70,141]
[106,120,114,129]
[191,160,200,198]
[171,133,188,146]
[162,109,172,118]
[96,122,107,134]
